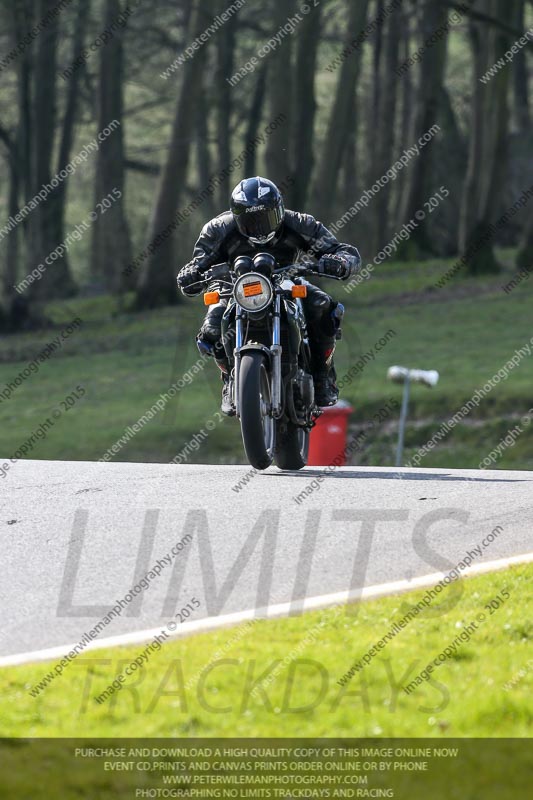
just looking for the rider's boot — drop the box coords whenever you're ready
[311,303,344,407]
[314,362,339,406]
[219,367,236,417]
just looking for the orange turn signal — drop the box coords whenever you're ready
[204,291,220,306]
[291,285,307,298]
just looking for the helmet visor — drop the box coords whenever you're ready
[234,205,283,240]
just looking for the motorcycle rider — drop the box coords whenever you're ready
[177,176,361,415]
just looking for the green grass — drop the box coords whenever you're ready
[0,563,530,738]
[0,250,532,468]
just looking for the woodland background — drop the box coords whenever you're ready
[0,0,532,468]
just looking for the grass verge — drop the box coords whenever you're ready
[1,562,531,738]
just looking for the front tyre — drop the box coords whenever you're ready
[238,352,274,470]
[274,420,309,470]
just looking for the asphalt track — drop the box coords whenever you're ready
[1,460,532,663]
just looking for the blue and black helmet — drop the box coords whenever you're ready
[230,177,285,245]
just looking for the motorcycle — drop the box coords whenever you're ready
[200,252,340,471]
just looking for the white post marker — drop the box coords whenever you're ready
[387,366,439,467]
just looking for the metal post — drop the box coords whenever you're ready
[395,374,411,467]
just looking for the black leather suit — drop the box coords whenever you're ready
[178,210,361,376]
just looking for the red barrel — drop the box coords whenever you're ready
[308,400,354,466]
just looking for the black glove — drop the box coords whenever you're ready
[177,265,203,296]
[317,253,351,279]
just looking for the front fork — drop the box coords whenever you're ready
[234,308,243,418]
[233,294,283,419]
[271,292,282,417]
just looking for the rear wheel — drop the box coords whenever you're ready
[238,352,274,470]
[274,419,309,470]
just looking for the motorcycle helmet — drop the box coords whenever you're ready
[230,177,285,245]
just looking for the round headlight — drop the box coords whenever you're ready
[234,272,273,313]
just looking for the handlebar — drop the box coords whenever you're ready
[199,259,349,290]
[202,262,319,284]
[273,264,317,278]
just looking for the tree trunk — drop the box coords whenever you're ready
[0,124,19,293]
[195,75,216,218]
[135,0,211,310]
[28,0,77,300]
[431,85,467,255]
[369,10,401,253]
[5,151,20,295]
[215,0,237,207]
[3,163,32,330]
[367,0,384,183]
[398,0,448,258]
[243,64,267,176]
[90,0,132,294]
[339,98,358,241]
[459,0,512,275]
[392,2,413,229]
[0,1,33,330]
[289,0,322,209]
[12,0,34,207]
[516,213,533,271]
[512,0,530,134]
[264,0,295,186]
[311,0,370,221]
[52,1,91,261]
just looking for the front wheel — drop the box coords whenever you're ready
[238,352,275,470]
[274,420,309,470]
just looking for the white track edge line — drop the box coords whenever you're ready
[2,551,532,668]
